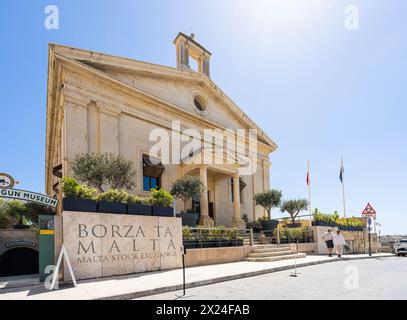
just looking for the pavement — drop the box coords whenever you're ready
[0,253,393,300]
[140,256,407,300]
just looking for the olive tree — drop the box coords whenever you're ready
[253,189,282,220]
[170,175,204,213]
[280,199,309,224]
[71,153,136,192]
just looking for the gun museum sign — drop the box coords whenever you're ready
[0,188,58,208]
[62,211,182,280]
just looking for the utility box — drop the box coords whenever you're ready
[38,215,55,282]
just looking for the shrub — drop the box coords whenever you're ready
[182,226,195,240]
[0,199,12,229]
[127,195,150,205]
[61,177,97,200]
[97,189,129,203]
[61,177,79,198]
[258,216,269,222]
[76,184,97,200]
[150,188,173,207]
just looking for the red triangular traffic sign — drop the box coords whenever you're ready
[362,202,376,216]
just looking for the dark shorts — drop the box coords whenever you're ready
[325,240,334,248]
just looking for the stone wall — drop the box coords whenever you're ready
[311,226,377,255]
[61,211,183,281]
[0,230,38,256]
[184,246,253,267]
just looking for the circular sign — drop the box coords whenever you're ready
[0,173,15,189]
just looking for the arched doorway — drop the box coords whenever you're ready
[0,248,39,277]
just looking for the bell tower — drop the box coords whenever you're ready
[173,32,211,77]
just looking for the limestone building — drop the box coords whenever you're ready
[45,33,277,227]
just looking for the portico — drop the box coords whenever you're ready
[181,160,246,228]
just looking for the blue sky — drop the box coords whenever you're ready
[1,0,406,234]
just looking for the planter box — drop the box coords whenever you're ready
[63,197,98,213]
[220,239,231,247]
[183,240,197,249]
[98,201,127,214]
[252,227,262,233]
[176,213,199,226]
[229,239,244,247]
[13,224,30,230]
[338,225,364,232]
[152,206,173,217]
[260,219,279,231]
[312,220,337,227]
[199,240,218,248]
[127,203,152,216]
[286,222,302,228]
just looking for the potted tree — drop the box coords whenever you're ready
[170,175,204,226]
[62,177,98,212]
[127,195,151,216]
[150,188,174,217]
[253,189,282,231]
[97,189,128,214]
[280,199,309,228]
[71,152,137,193]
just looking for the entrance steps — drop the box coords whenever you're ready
[245,244,306,262]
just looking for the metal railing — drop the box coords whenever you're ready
[262,227,314,245]
[182,227,254,248]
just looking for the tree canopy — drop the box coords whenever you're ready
[170,175,204,213]
[280,199,309,224]
[253,189,282,220]
[71,153,137,192]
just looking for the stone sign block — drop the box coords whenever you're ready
[62,211,182,280]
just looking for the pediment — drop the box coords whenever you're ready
[50,44,277,150]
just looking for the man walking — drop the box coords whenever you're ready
[333,230,345,258]
[322,229,334,257]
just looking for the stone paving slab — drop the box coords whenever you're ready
[0,253,393,300]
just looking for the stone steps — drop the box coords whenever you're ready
[245,243,306,263]
[245,253,306,262]
[252,245,292,253]
[248,250,294,258]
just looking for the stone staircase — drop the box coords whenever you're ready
[244,244,306,262]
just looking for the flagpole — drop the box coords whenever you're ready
[341,156,346,218]
[307,160,312,215]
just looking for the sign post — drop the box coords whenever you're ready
[367,217,372,256]
[362,203,377,257]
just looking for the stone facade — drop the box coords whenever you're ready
[62,211,182,281]
[45,33,277,226]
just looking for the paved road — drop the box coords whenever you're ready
[139,257,406,300]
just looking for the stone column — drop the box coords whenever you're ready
[198,166,213,226]
[232,174,245,229]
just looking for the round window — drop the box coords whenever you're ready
[193,95,207,113]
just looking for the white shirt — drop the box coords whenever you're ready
[323,232,333,241]
[333,234,345,245]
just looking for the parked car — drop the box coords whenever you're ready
[395,239,407,256]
